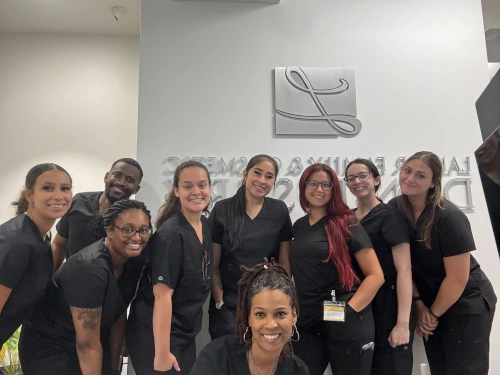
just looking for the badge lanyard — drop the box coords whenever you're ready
[323,290,346,322]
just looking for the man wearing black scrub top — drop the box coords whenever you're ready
[51,158,143,267]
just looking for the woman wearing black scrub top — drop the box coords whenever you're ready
[190,260,309,375]
[0,163,72,345]
[388,151,496,375]
[345,159,413,375]
[290,163,384,375]
[19,199,151,375]
[127,160,213,375]
[209,154,293,340]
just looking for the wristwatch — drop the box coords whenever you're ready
[215,301,224,310]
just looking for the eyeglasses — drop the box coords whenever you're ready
[113,225,152,239]
[305,180,334,191]
[202,250,211,281]
[345,172,372,184]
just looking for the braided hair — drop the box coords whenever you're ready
[236,259,299,361]
[94,199,152,239]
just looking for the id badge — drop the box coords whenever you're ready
[323,300,346,322]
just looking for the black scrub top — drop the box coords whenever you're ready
[22,239,144,365]
[0,214,53,344]
[189,335,310,375]
[209,197,293,309]
[128,211,212,349]
[389,197,497,315]
[56,191,102,258]
[357,203,410,327]
[478,167,500,254]
[290,215,373,328]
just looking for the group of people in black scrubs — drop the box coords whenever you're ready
[0,151,496,375]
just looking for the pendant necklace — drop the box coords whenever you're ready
[248,350,278,375]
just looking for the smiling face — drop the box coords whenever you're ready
[104,162,142,203]
[399,159,435,200]
[346,163,380,200]
[174,167,211,215]
[304,170,332,209]
[106,208,150,260]
[248,288,296,358]
[25,169,73,221]
[243,160,277,200]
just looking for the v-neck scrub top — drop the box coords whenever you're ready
[357,203,410,328]
[0,214,53,345]
[127,211,213,352]
[209,197,293,309]
[56,191,102,258]
[190,335,310,375]
[19,239,144,374]
[388,198,496,314]
[290,216,373,328]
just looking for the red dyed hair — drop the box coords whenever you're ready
[299,164,360,290]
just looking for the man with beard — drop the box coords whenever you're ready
[51,158,143,270]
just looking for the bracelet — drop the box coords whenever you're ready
[412,295,422,303]
[429,308,440,321]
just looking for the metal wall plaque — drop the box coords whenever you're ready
[275,67,362,137]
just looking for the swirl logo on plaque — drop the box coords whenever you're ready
[275,66,362,137]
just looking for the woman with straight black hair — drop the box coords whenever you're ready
[290,163,384,375]
[208,154,293,340]
[345,158,413,375]
[19,199,151,375]
[389,151,496,375]
[127,160,213,375]
[0,163,72,345]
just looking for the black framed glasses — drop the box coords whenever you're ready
[305,180,334,191]
[345,172,372,184]
[202,250,211,281]
[113,225,152,239]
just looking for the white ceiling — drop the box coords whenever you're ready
[0,0,141,36]
[0,0,499,36]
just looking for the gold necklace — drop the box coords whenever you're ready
[247,351,278,375]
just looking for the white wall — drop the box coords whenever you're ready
[0,32,140,224]
[137,0,499,373]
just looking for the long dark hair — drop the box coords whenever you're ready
[226,155,278,251]
[398,151,443,249]
[156,160,211,228]
[12,163,72,215]
[299,164,359,290]
[94,199,152,239]
[236,259,298,360]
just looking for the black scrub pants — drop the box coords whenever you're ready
[293,304,375,375]
[370,289,416,375]
[129,340,196,375]
[423,309,495,375]
[208,297,237,340]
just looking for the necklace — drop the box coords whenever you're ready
[247,350,278,375]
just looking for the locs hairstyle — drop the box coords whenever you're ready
[155,160,211,228]
[226,154,279,251]
[94,199,152,239]
[236,259,298,360]
[398,151,444,249]
[299,163,359,290]
[11,163,72,216]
